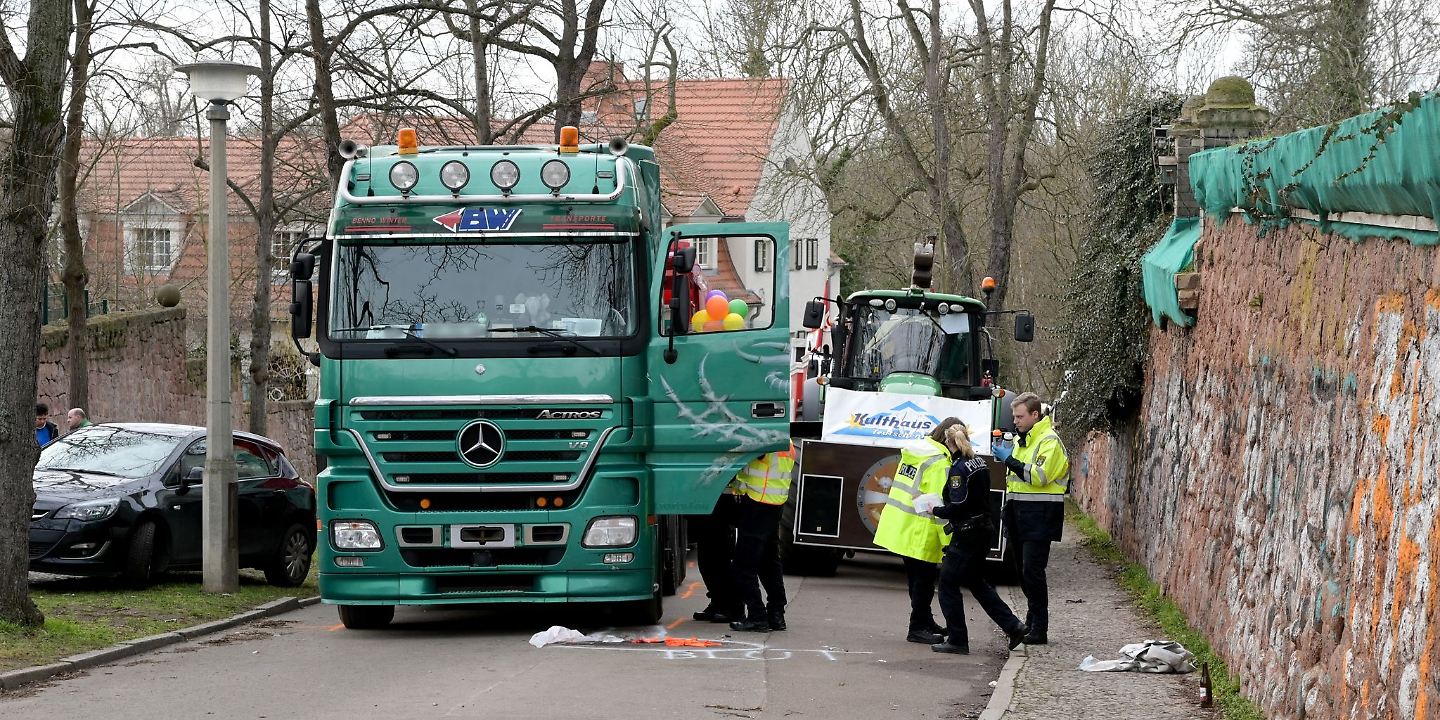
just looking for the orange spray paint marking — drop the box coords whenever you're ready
[327,624,344,632]
[667,617,688,631]
[680,580,700,600]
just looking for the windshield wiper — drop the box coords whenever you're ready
[38,467,124,477]
[489,326,601,356]
[332,324,457,357]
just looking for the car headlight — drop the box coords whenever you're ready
[582,516,637,548]
[332,520,383,550]
[54,498,120,521]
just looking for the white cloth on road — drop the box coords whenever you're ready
[528,625,668,648]
[1078,640,1197,673]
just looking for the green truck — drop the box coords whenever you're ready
[785,245,1034,576]
[288,128,793,628]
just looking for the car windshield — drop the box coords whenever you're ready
[848,305,972,383]
[329,238,636,340]
[36,426,182,481]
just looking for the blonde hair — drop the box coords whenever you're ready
[944,422,975,459]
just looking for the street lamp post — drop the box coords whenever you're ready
[176,60,259,593]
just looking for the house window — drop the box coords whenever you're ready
[754,239,771,272]
[122,195,184,276]
[131,228,175,273]
[271,228,309,284]
[806,238,820,270]
[792,240,803,271]
[695,238,714,270]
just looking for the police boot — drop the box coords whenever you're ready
[693,605,741,623]
[930,638,970,654]
[767,609,786,632]
[729,617,771,633]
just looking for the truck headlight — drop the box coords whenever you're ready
[389,161,419,192]
[332,520,383,550]
[540,159,570,191]
[582,516,636,548]
[54,498,120,521]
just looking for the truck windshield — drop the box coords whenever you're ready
[848,306,972,384]
[329,238,635,340]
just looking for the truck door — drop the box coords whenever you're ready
[647,223,791,514]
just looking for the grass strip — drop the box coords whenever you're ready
[1,569,316,672]
[1068,504,1265,720]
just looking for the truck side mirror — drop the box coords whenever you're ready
[668,246,696,336]
[1014,312,1035,343]
[290,278,314,340]
[802,299,825,329]
[290,251,316,281]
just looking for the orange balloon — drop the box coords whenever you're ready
[705,295,729,319]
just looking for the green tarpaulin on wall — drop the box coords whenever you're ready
[1142,216,1201,327]
[1189,92,1440,244]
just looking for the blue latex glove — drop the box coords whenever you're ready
[992,444,1013,462]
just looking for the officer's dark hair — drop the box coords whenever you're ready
[928,417,962,443]
[35,403,49,416]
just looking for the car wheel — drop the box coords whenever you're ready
[123,521,163,588]
[264,523,313,587]
[338,604,395,630]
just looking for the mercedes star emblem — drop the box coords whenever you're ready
[457,420,505,468]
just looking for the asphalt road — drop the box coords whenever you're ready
[4,553,1009,719]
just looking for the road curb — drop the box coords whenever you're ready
[0,594,309,692]
[978,650,1027,720]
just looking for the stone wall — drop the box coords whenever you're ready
[37,308,315,481]
[1074,215,1440,720]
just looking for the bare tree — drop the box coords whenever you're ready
[0,0,74,628]
[811,0,975,293]
[1177,0,1440,127]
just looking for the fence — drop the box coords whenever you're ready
[41,283,110,325]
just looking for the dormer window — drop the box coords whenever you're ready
[122,194,184,276]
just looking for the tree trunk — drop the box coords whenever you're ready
[60,0,95,415]
[469,0,493,144]
[307,0,345,185]
[0,0,73,628]
[249,0,275,435]
[1319,0,1372,118]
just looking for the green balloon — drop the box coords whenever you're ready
[728,298,749,318]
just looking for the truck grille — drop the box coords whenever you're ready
[348,402,613,491]
[382,450,583,464]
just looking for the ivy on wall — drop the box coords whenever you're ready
[1055,95,1183,439]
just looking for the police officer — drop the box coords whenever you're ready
[929,422,1026,654]
[728,442,796,632]
[872,417,960,644]
[992,392,1069,645]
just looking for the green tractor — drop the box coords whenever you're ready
[786,242,1035,577]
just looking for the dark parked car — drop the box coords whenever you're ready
[29,423,316,587]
